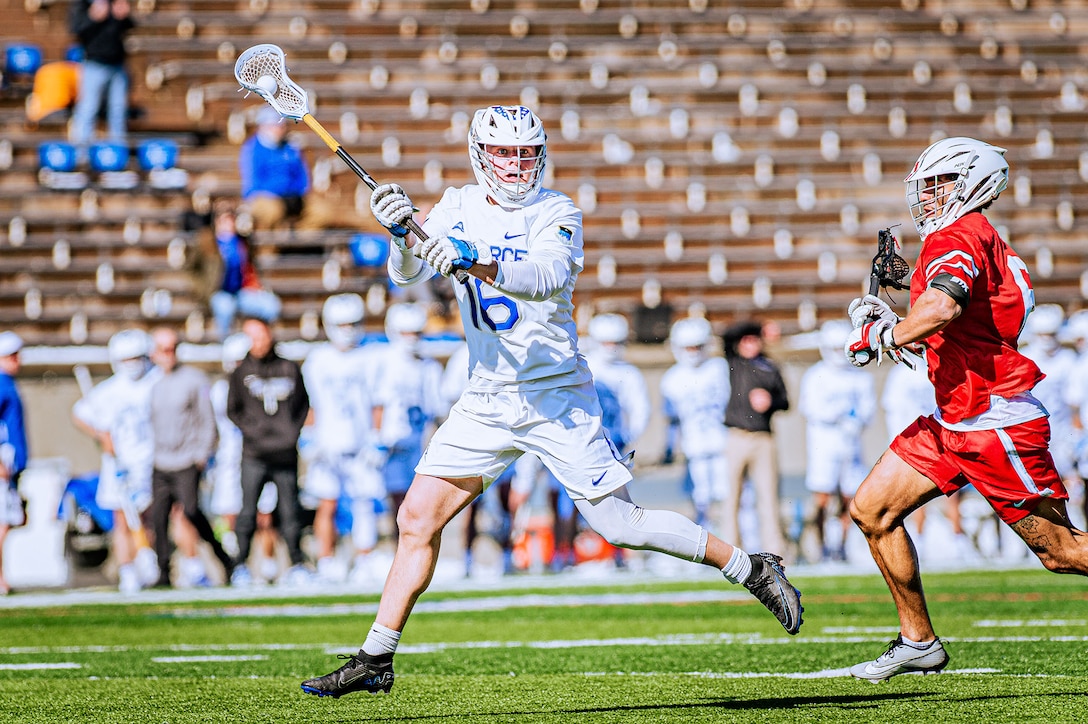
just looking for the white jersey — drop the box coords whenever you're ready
[800,360,876,435]
[440,342,470,412]
[301,343,376,456]
[209,378,241,477]
[1066,350,1088,429]
[659,356,730,458]
[881,358,936,444]
[410,184,591,392]
[584,348,651,452]
[368,342,445,450]
[72,368,159,482]
[1021,342,1078,474]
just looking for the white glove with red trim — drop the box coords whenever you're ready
[845,319,896,367]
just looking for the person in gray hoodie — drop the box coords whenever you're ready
[147,326,234,587]
[226,317,310,586]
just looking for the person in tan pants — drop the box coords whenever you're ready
[721,320,789,556]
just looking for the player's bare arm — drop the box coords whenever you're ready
[887,287,962,348]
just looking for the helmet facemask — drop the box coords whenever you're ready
[468,105,547,207]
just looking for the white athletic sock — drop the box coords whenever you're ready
[721,547,753,585]
[900,634,936,649]
[361,622,401,657]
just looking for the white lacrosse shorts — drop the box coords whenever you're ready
[0,484,25,527]
[94,460,152,513]
[304,452,384,502]
[417,380,632,500]
[803,426,867,497]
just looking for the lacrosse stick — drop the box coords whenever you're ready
[234,44,468,281]
[854,226,919,367]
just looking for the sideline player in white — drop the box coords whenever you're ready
[302,104,803,698]
[583,313,650,457]
[71,329,161,594]
[798,320,876,562]
[659,316,730,528]
[363,302,445,580]
[1020,304,1079,484]
[301,294,381,583]
[1063,310,1088,527]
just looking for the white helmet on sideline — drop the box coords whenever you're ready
[384,303,428,353]
[107,329,151,379]
[469,105,547,207]
[588,314,629,344]
[1025,303,1064,337]
[819,319,853,365]
[322,293,364,350]
[904,136,1008,240]
[221,332,252,372]
[669,317,712,367]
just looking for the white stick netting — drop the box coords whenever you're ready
[235,44,309,119]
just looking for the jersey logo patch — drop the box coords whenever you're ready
[557,226,573,245]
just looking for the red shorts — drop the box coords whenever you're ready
[891,415,1066,524]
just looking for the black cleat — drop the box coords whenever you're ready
[301,650,394,698]
[742,552,804,635]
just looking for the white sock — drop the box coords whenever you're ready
[721,546,753,584]
[901,634,936,649]
[361,622,401,657]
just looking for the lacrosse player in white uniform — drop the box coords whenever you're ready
[71,329,161,594]
[1063,310,1088,527]
[301,294,382,584]
[302,104,803,699]
[660,317,730,528]
[799,320,876,562]
[361,302,445,581]
[1020,304,1079,483]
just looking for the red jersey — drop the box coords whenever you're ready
[910,212,1043,423]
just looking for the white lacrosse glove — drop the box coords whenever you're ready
[419,235,493,277]
[845,319,896,367]
[370,183,415,241]
[848,294,900,329]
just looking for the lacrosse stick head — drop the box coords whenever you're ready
[235,44,309,121]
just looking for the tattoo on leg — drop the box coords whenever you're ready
[1011,516,1053,553]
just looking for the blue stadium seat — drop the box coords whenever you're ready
[88,142,129,172]
[39,141,78,172]
[348,233,389,268]
[136,139,178,171]
[4,43,42,79]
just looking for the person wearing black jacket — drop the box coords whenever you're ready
[721,320,789,557]
[68,0,135,155]
[226,317,310,586]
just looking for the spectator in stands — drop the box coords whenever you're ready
[239,108,338,231]
[25,47,83,127]
[68,0,134,155]
[226,317,310,587]
[147,326,234,587]
[207,201,281,340]
[721,319,789,557]
[71,329,160,594]
[0,332,28,596]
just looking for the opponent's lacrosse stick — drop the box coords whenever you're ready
[855,226,917,367]
[234,44,468,281]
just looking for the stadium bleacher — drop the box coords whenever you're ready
[1,0,1086,346]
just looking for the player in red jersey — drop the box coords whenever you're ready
[844,137,1088,682]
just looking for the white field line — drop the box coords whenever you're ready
[150,655,269,663]
[6,632,1088,660]
[0,662,81,670]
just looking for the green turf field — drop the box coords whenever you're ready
[2,567,1086,723]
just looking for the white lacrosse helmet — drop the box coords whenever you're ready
[588,314,629,345]
[385,303,428,351]
[670,317,712,366]
[468,105,547,207]
[322,293,364,349]
[904,136,1008,239]
[221,332,252,372]
[819,319,853,365]
[1025,303,1065,336]
[1060,309,1088,347]
[108,328,151,379]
